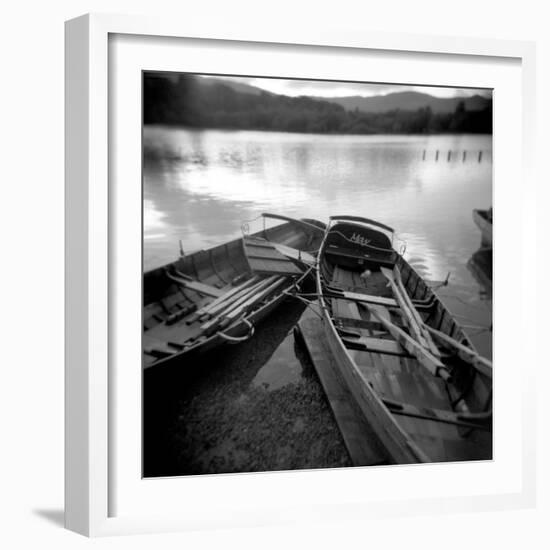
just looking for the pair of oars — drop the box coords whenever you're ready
[380,267,440,357]
[199,275,287,337]
[382,265,492,377]
[361,266,492,381]
[360,302,451,381]
[185,275,261,325]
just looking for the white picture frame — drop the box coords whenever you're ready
[65,12,537,537]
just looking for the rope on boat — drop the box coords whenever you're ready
[427,272,451,291]
[240,214,264,236]
[282,289,324,319]
[218,319,255,343]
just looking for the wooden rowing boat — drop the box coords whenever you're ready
[143,213,325,369]
[315,215,492,464]
[468,247,492,295]
[473,208,492,247]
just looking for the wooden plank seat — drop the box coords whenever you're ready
[334,316,406,333]
[340,334,412,357]
[326,285,437,310]
[243,237,303,276]
[243,237,316,265]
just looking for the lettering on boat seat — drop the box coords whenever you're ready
[325,245,397,268]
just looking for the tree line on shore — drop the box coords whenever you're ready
[144,74,492,135]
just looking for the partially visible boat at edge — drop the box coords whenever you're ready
[143,213,325,369]
[316,215,493,464]
[468,247,493,295]
[473,208,493,248]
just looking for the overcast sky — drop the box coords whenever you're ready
[201,75,491,99]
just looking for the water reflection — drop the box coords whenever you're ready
[251,332,304,391]
[468,248,492,299]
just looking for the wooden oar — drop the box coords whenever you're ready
[185,275,260,324]
[381,266,441,357]
[382,398,491,431]
[199,276,279,336]
[199,277,275,323]
[359,303,450,381]
[424,325,493,378]
[195,277,267,322]
[216,276,288,332]
[380,267,431,350]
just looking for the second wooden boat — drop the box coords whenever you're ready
[473,208,493,247]
[143,213,325,369]
[316,215,493,464]
[468,247,493,295]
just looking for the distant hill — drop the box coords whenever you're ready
[198,76,269,96]
[197,78,490,114]
[144,74,492,134]
[324,91,490,114]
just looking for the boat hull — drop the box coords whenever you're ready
[143,218,324,369]
[316,220,492,464]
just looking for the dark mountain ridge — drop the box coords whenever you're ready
[144,74,492,134]
[198,77,490,114]
[323,91,490,114]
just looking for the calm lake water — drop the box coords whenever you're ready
[143,126,492,358]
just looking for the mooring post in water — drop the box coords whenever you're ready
[447,150,452,162]
[422,149,426,161]
[478,150,483,163]
[435,150,439,161]
[463,151,467,162]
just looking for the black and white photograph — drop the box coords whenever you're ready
[142,72,493,477]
